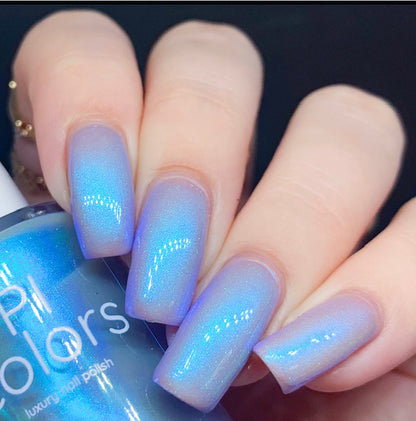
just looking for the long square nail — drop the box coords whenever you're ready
[254,293,380,394]
[125,175,209,325]
[68,124,135,259]
[153,256,282,413]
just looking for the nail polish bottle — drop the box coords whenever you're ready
[0,164,229,420]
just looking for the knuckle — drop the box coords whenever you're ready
[16,9,130,60]
[301,84,406,157]
[18,10,121,59]
[274,172,350,236]
[144,78,245,140]
[157,20,263,74]
[14,9,136,94]
[147,21,263,124]
[166,20,257,51]
[30,9,120,33]
[395,229,416,254]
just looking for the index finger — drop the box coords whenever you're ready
[12,10,142,258]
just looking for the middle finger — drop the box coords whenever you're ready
[125,21,263,326]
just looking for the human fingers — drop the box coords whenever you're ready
[153,85,404,412]
[124,21,263,325]
[12,10,142,258]
[255,196,416,395]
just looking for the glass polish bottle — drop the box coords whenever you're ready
[0,164,229,420]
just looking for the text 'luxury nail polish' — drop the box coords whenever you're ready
[0,201,229,420]
[254,293,380,394]
[126,175,209,325]
[68,124,135,259]
[153,256,282,413]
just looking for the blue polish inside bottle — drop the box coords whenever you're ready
[0,203,229,420]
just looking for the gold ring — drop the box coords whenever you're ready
[8,80,47,192]
[8,80,36,141]
[10,149,47,192]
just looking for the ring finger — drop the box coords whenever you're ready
[153,84,404,412]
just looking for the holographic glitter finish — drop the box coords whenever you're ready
[153,256,281,413]
[68,124,135,259]
[0,204,229,420]
[125,175,209,325]
[254,294,380,394]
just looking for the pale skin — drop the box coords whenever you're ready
[10,10,416,420]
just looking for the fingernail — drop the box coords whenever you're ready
[153,256,282,413]
[125,174,209,325]
[254,293,380,394]
[68,124,135,259]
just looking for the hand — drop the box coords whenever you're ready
[10,10,415,420]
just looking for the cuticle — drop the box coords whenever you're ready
[332,288,385,332]
[65,119,134,193]
[224,250,287,307]
[153,166,212,204]
[140,166,214,221]
[66,119,126,146]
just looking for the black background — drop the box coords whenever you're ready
[1,3,415,239]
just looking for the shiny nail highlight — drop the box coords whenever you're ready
[68,124,135,259]
[153,256,281,413]
[254,293,380,394]
[125,175,209,325]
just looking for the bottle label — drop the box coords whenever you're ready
[0,211,224,420]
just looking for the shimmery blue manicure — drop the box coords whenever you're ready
[153,257,281,413]
[68,124,135,259]
[125,175,209,325]
[254,294,380,394]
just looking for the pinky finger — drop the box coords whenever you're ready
[254,196,416,394]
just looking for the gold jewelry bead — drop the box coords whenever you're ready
[10,150,47,192]
[8,80,46,193]
[8,80,36,141]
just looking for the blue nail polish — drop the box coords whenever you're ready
[254,294,380,394]
[153,256,281,412]
[126,175,209,325]
[0,201,229,420]
[68,124,135,259]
